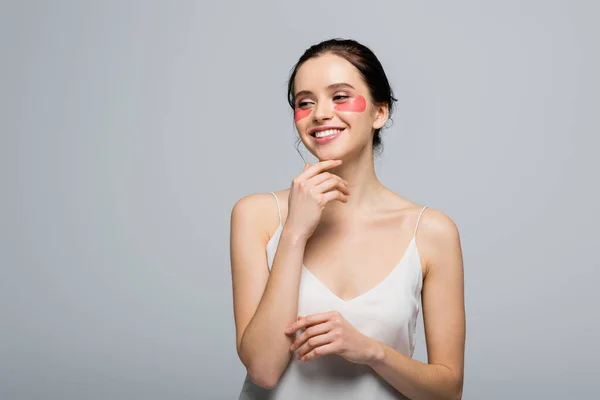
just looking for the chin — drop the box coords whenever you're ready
[313,150,348,162]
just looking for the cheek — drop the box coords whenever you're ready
[334,95,367,113]
[295,108,311,122]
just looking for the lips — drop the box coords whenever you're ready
[309,126,346,137]
[310,129,345,144]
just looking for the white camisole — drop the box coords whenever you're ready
[239,192,427,399]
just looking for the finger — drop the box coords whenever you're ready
[290,321,333,351]
[285,311,336,333]
[321,189,349,204]
[307,172,348,191]
[314,177,350,196]
[302,163,311,172]
[296,332,336,359]
[301,342,340,362]
[297,159,342,181]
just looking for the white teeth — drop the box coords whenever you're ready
[314,129,343,138]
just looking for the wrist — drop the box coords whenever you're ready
[281,226,310,245]
[365,339,386,367]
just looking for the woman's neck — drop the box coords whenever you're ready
[319,152,386,222]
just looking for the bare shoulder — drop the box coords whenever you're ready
[420,207,460,238]
[231,190,284,243]
[417,208,463,277]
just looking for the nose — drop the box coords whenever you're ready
[313,99,333,122]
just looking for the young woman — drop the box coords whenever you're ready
[230,38,465,400]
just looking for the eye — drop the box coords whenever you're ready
[333,94,350,101]
[297,100,313,108]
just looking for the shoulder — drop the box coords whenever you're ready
[231,191,279,221]
[232,191,270,213]
[417,208,462,277]
[419,207,460,239]
[231,191,284,241]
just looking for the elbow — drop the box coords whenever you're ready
[239,356,280,389]
[238,353,280,389]
[440,364,463,400]
[238,350,281,389]
[452,389,462,400]
[456,388,463,400]
[237,335,285,389]
[437,365,463,400]
[452,375,463,400]
[243,355,283,389]
[246,366,280,389]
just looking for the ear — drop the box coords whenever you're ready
[372,103,389,131]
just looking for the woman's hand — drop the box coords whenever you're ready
[284,160,350,240]
[284,311,384,364]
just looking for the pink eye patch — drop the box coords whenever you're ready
[294,95,366,121]
[334,95,366,112]
[294,108,312,122]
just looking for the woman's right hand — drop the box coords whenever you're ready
[284,160,350,240]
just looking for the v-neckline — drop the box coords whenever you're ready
[301,236,416,304]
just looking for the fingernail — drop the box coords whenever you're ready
[285,327,292,333]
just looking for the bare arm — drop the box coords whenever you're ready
[230,194,306,388]
[366,209,466,400]
[231,161,349,388]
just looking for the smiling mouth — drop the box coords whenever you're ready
[311,128,346,138]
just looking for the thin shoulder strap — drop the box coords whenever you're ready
[413,206,428,239]
[270,192,282,226]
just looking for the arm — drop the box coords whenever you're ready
[230,193,306,388]
[366,210,466,400]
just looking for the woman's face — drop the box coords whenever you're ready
[293,53,387,161]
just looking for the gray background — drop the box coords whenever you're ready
[1,0,598,399]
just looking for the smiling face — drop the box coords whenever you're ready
[293,53,388,160]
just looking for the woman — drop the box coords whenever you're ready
[230,38,465,399]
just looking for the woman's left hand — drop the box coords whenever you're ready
[285,311,383,364]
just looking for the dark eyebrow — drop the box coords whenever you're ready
[294,82,356,99]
